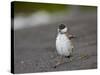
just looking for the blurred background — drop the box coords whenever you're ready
[13,1,96,30]
[12,1,97,74]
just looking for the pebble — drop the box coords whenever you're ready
[20,61,24,64]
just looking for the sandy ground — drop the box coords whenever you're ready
[14,12,97,73]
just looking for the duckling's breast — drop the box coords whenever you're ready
[56,34,73,56]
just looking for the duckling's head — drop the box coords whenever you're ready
[58,24,68,34]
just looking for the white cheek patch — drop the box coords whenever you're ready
[61,27,68,33]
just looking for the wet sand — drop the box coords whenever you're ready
[14,13,97,73]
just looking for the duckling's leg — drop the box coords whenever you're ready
[65,55,73,62]
[53,56,64,68]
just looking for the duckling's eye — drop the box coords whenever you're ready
[59,24,65,29]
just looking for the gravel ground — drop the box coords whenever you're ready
[14,13,97,74]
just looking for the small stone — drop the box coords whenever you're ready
[21,61,24,64]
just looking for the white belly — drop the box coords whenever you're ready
[56,34,73,56]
